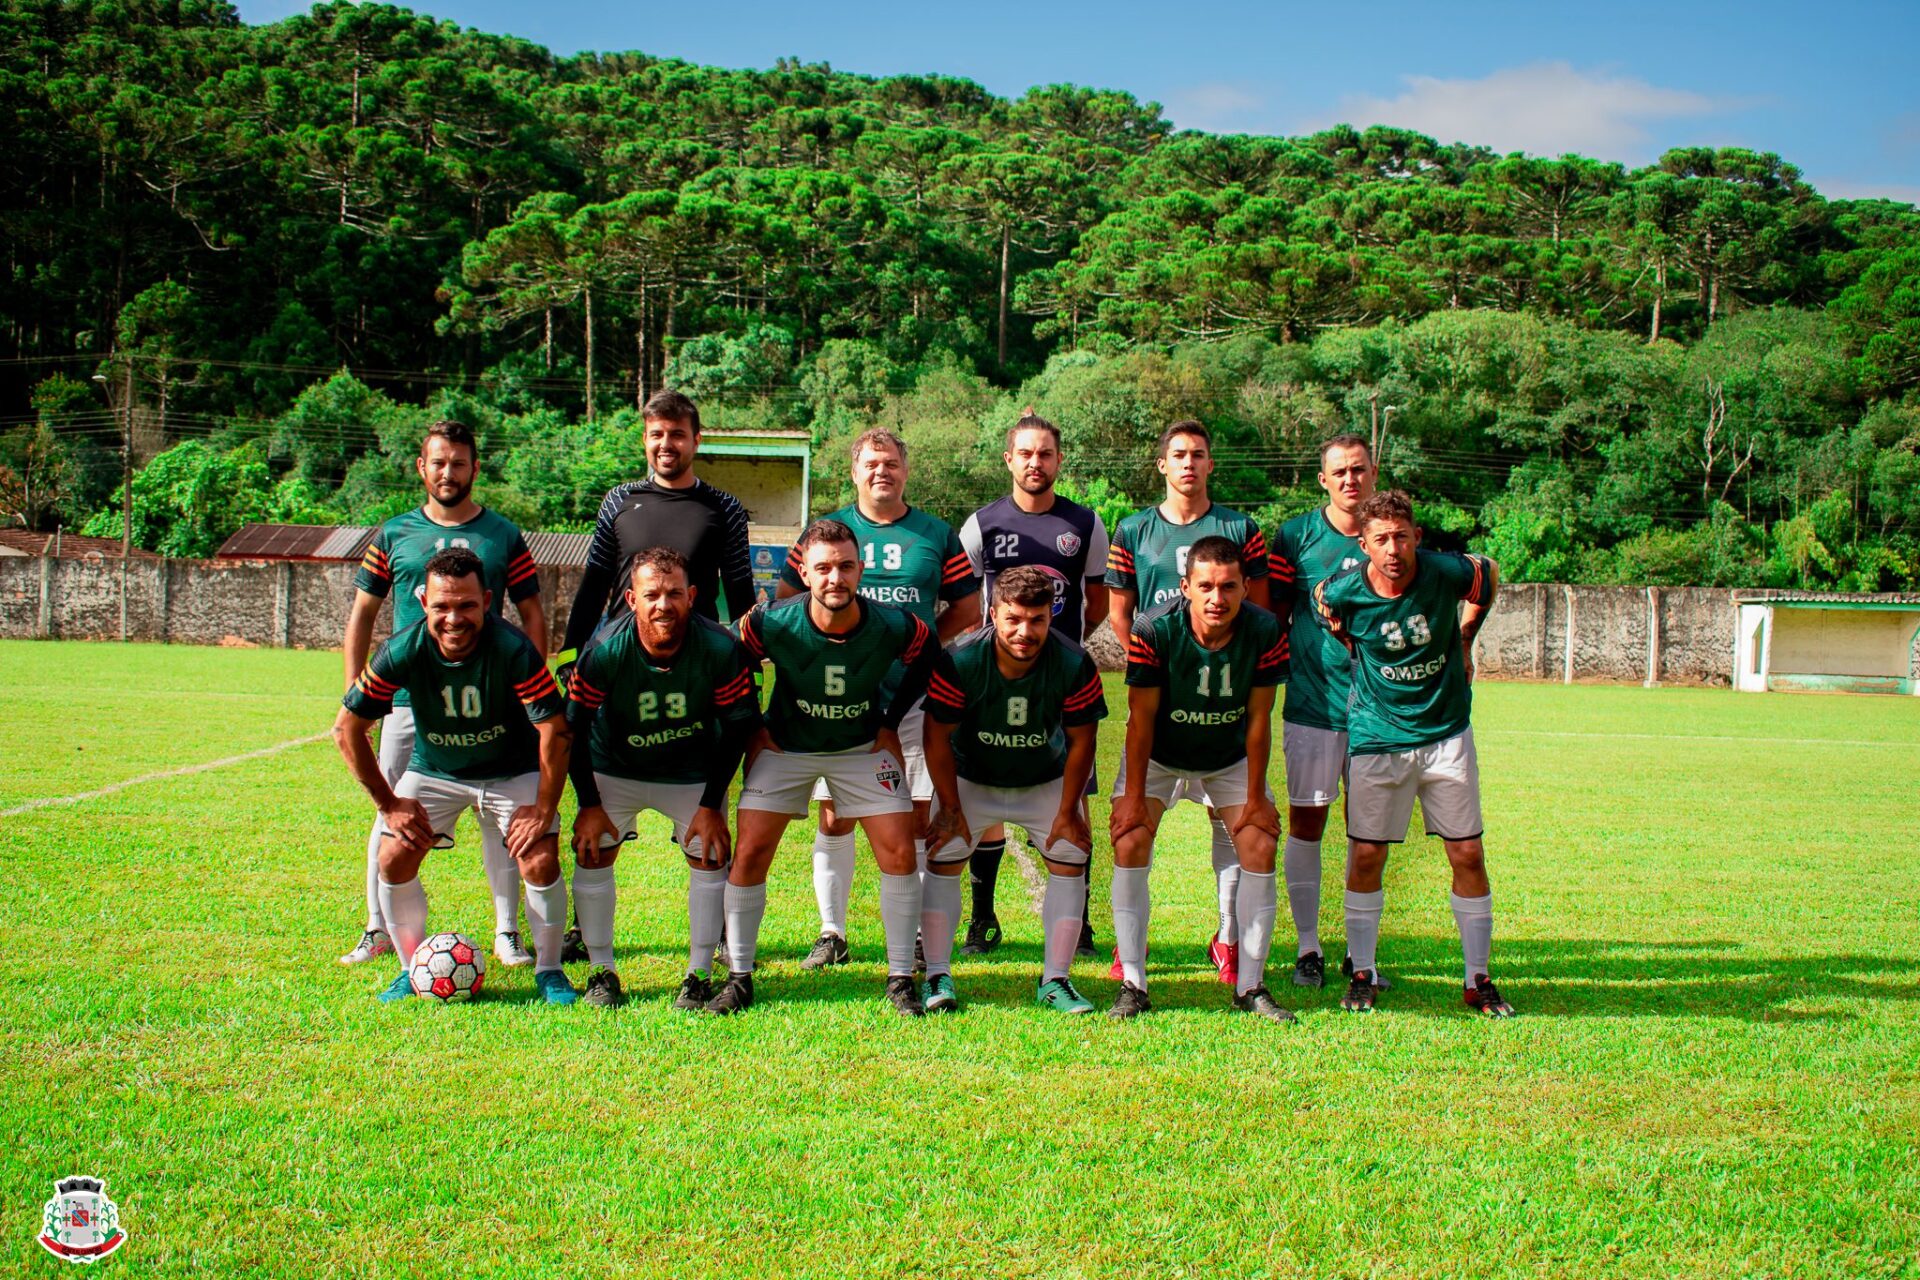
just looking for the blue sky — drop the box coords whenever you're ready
[235,0,1920,202]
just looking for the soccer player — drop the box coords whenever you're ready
[1265,432,1374,990]
[776,429,980,970]
[1106,419,1270,985]
[565,548,762,1009]
[1313,490,1511,1017]
[339,420,546,971]
[557,388,753,961]
[334,548,576,1006]
[719,519,938,1016]
[921,566,1108,1014]
[957,411,1109,956]
[1109,536,1292,1023]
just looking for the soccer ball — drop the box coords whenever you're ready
[408,932,485,1003]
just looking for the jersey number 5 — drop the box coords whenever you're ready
[824,665,846,697]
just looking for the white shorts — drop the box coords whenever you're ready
[739,744,913,819]
[383,770,560,847]
[1113,754,1270,812]
[376,704,416,785]
[591,772,711,863]
[1283,721,1349,808]
[1346,728,1483,844]
[929,776,1087,866]
[812,703,931,804]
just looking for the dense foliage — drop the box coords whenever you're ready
[3,0,1917,584]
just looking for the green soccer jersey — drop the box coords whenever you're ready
[1268,508,1367,731]
[1106,502,1269,615]
[353,507,541,707]
[924,629,1107,788]
[1124,599,1287,773]
[1316,550,1494,755]
[566,614,761,785]
[738,594,935,754]
[778,504,976,630]
[344,616,563,781]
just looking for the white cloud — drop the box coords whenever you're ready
[1306,62,1727,162]
[1164,82,1269,134]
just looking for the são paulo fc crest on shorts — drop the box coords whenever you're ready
[1055,531,1082,557]
[39,1176,125,1264]
[875,759,904,794]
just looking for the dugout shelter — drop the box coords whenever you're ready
[1733,591,1920,695]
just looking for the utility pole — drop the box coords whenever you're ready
[93,361,133,640]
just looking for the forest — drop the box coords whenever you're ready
[3,0,1918,587]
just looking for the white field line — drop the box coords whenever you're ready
[0,731,332,818]
[1478,728,1913,750]
[1005,837,1049,917]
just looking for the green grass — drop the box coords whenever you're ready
[3,638,1917,1278]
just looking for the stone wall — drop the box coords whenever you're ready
[4,556,1908,687]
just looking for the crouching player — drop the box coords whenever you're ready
[1109,536,1292,1023]
[1315,490,1511,1017]
[722,519,938,1017]
[565,547,761,1010]
[333,548,576,1005]
[920,566,1108,1014]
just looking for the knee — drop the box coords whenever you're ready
[1113,833,1154,868]
[521,844,561,888]
[377,839,419,883]
[1288,805,1329,841]
[1240,830,1278,872]
[1444,840,1486,877]
[1348,842,1388,880]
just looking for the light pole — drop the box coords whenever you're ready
[91,366,132,558]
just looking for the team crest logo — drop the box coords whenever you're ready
[1055,532,1082,557]
[874,760,904,795]
[39,1177,125,1264]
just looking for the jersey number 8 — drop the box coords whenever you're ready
[1378,615,1432,652]
[1007,696,1028,726]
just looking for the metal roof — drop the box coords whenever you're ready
[1733,590,1920,609]
[0,529,160,559]
[522,531,591,567]
[217,523,592,567]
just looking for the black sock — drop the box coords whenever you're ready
[969,839,1006,919]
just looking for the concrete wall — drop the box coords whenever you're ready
[3,556,1912,688]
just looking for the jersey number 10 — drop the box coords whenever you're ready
[440,685,483,718]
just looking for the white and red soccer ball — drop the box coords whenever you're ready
[408,932,485,1002]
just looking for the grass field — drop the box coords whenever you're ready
[3,638,1918,1278]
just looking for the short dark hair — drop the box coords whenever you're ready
[642,388,701,433]
[851,428,908,466]
[1184,535,1243,577]
[422,420,477,461]
[794,518,856,555]
[1355,489,1416,531]
[1006,408,1061,449]
[424,546,484,588]
[1156,419,1210,457]
[629,545,689,583]
[1319,432,1372,467]
[992,565,1056,611]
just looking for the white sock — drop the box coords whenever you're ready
[687,867,727,974]
[1344,888,1385,975]
[878,871,922,978]
[1450,892,1494,987]
[1284,836,1323,957]
[724,881,768,975]
[1111,863,1152,990]
[1210,817,1240,944]
[572,864,617,970]
[919,870,963,977]
[378,875,428,967]
[812,831,856,938]
[480,826,523,936]
[522,874,568,975]
[1042,872,1087,982]
[364,821,386,933]
[1234,871,1278,995]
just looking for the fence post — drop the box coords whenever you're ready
[1562,585,1576,684]
[38,553,53,638]
[275,561,293,648]
[1532,586,1546,679]
[1644,586,1661,688]
[156,558,171,643]
[118,557,128,642]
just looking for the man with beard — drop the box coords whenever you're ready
[955,412,1109,957]
[339,421,546,972]
[335,548,576,1006]
[565,548,761,1010]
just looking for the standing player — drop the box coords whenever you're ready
[718,520,938,1016]
[557,388,754,961]
[957,411,1109,955]
[565,548,762,1009]
[1314,490,1510,1017]
[920,567,1108,1014]
[1105,419,1270,985]
[776,429,980,969]
[1109,537,1292,1023]
[334,548,576,1006]
[339,420,545,971]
